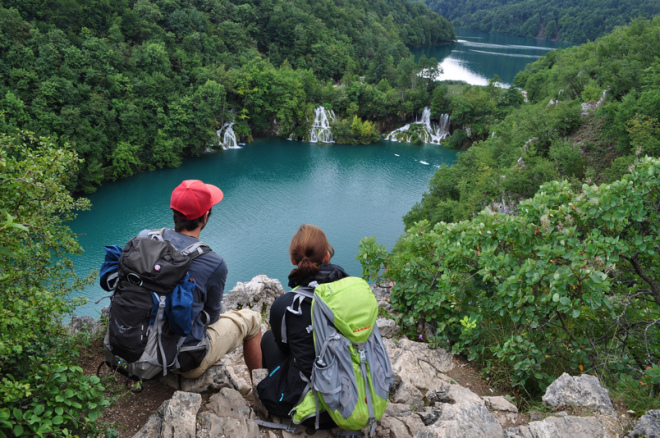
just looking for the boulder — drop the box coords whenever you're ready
[68,315,104,337]
[416,401,504,438]
[542,373,616,416]
[377,318,399,339]
[386,338,453,393]
[163,364,234,393]
[222,275,285,313]
[483,396,518,413]
[197,388,259,438]
[133,391,201,438]
[505,415,605,438]
[628,409,660,438]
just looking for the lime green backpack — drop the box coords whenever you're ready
[286,277,393,435]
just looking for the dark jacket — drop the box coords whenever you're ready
[258,263,348,423]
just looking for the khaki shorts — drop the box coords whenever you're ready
[180,309,261,379]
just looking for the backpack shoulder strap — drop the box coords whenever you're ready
[147,228,166,241]
[280,286,315,344]
[181,241,211,259]
[147,228,211,260]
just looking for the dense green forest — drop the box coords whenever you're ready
[360,18,660,401]
[420,0,660,43]
[2,0,660,433]
[0,0,454,193]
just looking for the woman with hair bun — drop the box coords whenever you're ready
[258,224,349,428]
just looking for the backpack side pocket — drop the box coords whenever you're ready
[365,329,394,400]
[312,333,358,419]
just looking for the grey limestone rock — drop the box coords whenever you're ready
[484,396,519,413]
[196,388,259,438]
[133,400,167,438]
[136,391,200,438]
[628,409,660,438]
[415,401,504,438]
[377,414,426,438]
[393,381,425,409]
[370,283,392,302]
[222,274,285,314]
[68,315,104,337]
[386,338,453,393]
[505,415,605,438]
[377,318,399,339]
[542,373,616,416]
[163,364,235,393]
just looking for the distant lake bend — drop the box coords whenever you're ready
[413,30,573,86]
[70,139,459,317]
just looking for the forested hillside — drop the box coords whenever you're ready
[0,0,454,193]
[406,18,660,226]
[421,0,660,43]
[360,18,660,401]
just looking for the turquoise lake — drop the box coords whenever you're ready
[70,31,569,317]
[70,139,458,317]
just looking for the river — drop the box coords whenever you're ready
[413,30,573,86]
[70,139,458,316]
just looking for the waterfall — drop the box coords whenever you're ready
[309,106,335,143]
[385,107,451,145]
[216,123,240,149]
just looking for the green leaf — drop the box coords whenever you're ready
[559,297,570,306]
[13,425,24,436]
[552,293,560,302]
[13,408,22,421]
[34,404,45,416]
[590,272,604,284]
[571,309,581,318]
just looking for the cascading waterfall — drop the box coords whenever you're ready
[309,106,335,143]
[385,107,451,144]
[216,123,240,149]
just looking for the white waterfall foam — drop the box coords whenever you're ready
[216,123,240,149]
[385,107,451,145]
[309,106,335,143]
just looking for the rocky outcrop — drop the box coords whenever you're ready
[628,410,660,438]
[128,275,631,438]
[542,373,616,416]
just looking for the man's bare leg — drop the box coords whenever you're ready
[244,331,263,381]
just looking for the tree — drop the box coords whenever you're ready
[361,157,660,394]
[0,130,109,436]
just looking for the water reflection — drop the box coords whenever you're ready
[435,57,489,86]
[413,30,572,86]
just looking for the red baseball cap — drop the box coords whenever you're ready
[170,180,224,220]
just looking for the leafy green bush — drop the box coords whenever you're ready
[0,131,110,436]
[360,157,660,396]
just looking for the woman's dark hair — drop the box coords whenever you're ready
[288,224,334,285]
[173,208,212,232]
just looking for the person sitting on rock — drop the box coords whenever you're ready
[139,179,263,379]
[258,224,349,428]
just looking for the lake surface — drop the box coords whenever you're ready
[70,139,458,317]
[413,30,573,86]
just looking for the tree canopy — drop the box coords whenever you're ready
[421,0,660,43]
[406,18,660,227]
[0,0,454,192]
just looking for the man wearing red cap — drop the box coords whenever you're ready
[136,180,262,379]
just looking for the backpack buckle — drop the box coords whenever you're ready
[127,272,143,286]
